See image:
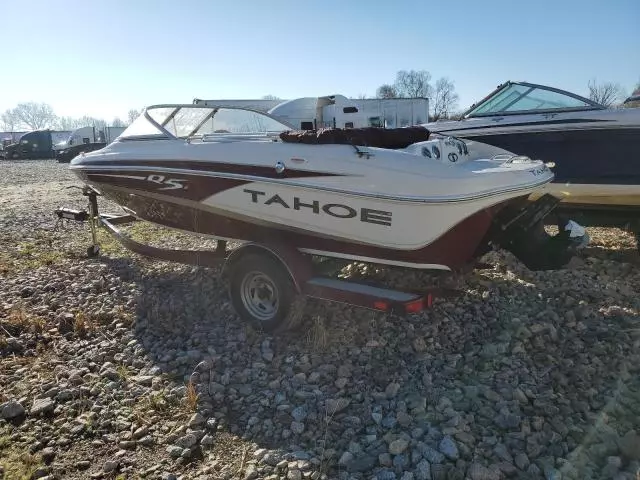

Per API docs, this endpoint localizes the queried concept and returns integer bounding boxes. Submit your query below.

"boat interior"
[119,104,435,150]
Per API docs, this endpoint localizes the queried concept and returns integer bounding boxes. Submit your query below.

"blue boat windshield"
[465,82,603,118]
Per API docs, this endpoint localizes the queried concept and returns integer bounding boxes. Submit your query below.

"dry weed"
[185,380,199,412]
[306,315,328,351]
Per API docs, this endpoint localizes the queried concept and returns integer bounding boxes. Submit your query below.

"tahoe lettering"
[243,189,392,226]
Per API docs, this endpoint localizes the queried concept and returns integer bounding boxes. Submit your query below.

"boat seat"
[279,126,431,149]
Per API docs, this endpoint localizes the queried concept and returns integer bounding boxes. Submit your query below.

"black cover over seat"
[279,126,431,149]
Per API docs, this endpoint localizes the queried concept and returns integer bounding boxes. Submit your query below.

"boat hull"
[73,168,530,271]
[466,127,640,209]
[428,111,640,212]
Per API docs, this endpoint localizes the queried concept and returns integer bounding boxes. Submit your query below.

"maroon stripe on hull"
[80,170,249,202]
[75,159,346,178]
[93,184,514,270]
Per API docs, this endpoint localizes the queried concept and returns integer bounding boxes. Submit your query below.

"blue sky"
[2,0,638,121]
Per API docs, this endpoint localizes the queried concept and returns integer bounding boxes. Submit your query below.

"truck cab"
[3,130,53,159]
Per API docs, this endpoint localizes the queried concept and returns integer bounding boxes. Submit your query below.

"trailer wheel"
[228,253,302,332]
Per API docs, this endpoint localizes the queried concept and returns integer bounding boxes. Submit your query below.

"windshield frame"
[462,81,605,119]
[118,104,296,142]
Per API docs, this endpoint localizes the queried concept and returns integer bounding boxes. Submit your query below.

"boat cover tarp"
[279,126,430,149]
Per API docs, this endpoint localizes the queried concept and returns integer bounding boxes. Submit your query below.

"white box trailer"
[192,95,429,130]
[99,126,126,143]
[355,98,429,128]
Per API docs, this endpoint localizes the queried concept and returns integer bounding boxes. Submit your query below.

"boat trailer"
[55,186,438,332]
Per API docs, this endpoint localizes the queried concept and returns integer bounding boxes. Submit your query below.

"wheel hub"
[240,271,279,321]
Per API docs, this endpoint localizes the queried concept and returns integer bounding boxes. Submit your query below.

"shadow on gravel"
[83,247,640,479]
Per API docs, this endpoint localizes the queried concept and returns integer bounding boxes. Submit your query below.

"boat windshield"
[464,82,604,118]
[118,105,294,140]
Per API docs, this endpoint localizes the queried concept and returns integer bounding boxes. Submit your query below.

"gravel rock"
[415,459,432,480]
[389,438,410,455]
[338,451,354,466]
[30,398,55,416]
[189,412,205,427]
[41,447,56,464]
[619,431,640,460]
[103,460,119,473]
[291,421,305,434]
[175,434,197,449]
[438,436,459,460]
[514,453,530,470]
[1,399,25,419]
[467,463,495,480]
[166,446,183,459]
[325,398,350,414]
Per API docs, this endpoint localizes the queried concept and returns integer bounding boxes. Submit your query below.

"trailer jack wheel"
[87,245,100,258]
[228,253,303,332]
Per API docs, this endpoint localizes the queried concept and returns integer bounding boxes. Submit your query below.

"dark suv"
[55,142,106,163]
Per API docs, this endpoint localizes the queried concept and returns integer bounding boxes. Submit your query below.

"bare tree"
[127,109,141,125]
[431,77,460,121]
[1,109,19,131]
[13,102,57,130]
[75,116,107,131]
[112,117,126,127]
[588,79,624,107]
[356,93,368,100]
[393,70,432,98]
[55,116,83,130]
[376,84,398,99]
[261,95,280,100]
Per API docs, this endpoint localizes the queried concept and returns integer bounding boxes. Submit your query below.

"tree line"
[371,70,638,121]
[0,103,143,132]
[2,73,638,132]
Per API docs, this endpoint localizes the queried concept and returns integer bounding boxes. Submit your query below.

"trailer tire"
[228,253,303,332]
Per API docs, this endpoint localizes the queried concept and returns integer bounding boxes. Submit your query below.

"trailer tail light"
[404,299,424,314]
[373,301,389,311]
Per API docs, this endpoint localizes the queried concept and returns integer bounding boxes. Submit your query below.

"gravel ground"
[1,159,639,480]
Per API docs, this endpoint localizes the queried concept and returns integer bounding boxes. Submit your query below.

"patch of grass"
[147,392,171,412]
[29,316,45,335]
[185,380,199,412]
[73,312,95,338]
[135,391,173,418]
[93,221,177,258]
[116,364,131,381]
[17,241,36,256]
[6,305,28,328]
[16,241,63,269]
[0,253,16,276]
[132,391,179,425]
[113,304,134,327]
[0,439,43,480]
[2,305,46,336]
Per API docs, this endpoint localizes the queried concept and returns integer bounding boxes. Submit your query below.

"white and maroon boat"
[62,104,586,331]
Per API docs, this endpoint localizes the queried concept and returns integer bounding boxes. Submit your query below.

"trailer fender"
[222,242,312,293]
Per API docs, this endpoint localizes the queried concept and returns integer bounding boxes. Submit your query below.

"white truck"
[54,126,126,151]
[192,95,430,131]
